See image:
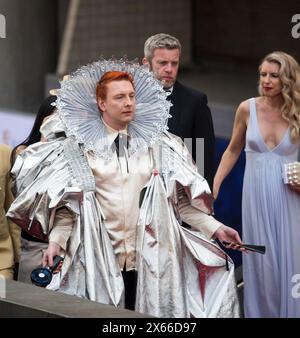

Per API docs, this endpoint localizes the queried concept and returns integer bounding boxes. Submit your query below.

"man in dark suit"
[143,33,215,188]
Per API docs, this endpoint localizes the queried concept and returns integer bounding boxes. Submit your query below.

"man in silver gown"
[8,59,241,317]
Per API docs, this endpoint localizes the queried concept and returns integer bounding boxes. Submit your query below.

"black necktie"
[114,133,129,173]
[114,133,128,157]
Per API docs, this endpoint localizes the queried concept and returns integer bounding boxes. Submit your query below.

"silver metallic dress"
[7,59,240,317]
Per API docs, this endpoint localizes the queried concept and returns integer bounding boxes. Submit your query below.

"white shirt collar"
[101,118,129,147]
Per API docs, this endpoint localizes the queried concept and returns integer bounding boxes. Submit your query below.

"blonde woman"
[213,51,300,317]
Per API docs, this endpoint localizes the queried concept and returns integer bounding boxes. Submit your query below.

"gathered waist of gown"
[244,149,298,163]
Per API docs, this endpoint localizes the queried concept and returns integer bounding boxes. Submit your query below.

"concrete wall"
[0,0,57,113]
[193,0,300,64]
[60,0,192,73]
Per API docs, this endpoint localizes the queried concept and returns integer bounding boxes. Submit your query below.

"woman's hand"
[288,183,300,195]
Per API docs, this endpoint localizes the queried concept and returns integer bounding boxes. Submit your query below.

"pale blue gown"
[242,98,300,317]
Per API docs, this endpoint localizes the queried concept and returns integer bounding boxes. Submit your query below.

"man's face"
[147,48,180,89]
[98,80,136,130]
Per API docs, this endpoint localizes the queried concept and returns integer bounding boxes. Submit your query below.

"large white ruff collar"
[56,58,172,160]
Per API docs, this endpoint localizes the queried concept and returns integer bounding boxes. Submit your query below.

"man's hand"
[213,225,243,251]
[42,242,62,269]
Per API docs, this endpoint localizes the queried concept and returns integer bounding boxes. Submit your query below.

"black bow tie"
[164,89,172,101]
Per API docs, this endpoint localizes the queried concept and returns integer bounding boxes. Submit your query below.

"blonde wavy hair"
[258,51,300,142]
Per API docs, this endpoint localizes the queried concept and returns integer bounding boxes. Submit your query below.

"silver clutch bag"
[282,162,300,185]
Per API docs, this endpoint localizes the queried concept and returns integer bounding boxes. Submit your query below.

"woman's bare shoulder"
[238,99,251,113]
[235,99,251,121]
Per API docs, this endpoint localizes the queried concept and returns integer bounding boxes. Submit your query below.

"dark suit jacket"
[167,81,215,188]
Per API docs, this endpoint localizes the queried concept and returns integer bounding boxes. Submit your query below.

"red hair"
[96,71,135,100]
